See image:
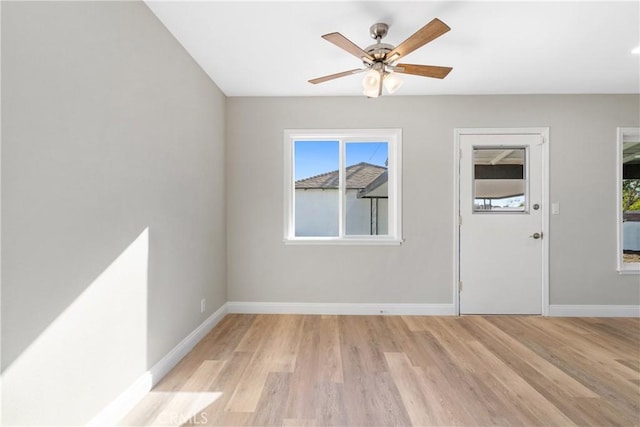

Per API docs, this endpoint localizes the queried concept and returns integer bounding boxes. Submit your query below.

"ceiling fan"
[309,18,453,97]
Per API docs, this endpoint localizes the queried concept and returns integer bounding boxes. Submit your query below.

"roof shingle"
[295,162,387,189]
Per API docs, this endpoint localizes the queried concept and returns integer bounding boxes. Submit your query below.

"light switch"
[552,203,560,215]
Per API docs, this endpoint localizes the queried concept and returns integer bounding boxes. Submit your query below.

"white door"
[459,132,545,314]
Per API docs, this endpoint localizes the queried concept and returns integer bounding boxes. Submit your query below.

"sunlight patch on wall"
[2,228,149,426]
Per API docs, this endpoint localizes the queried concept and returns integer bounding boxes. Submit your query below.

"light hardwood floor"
[122,314,639,426]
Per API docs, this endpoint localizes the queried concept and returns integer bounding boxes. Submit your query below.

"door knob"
[530,232,543,239]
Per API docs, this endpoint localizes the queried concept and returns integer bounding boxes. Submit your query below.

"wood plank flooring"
[122,315,640,426]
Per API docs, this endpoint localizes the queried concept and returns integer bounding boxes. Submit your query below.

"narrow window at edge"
[620,128,640,268]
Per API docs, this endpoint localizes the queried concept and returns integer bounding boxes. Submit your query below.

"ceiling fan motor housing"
[365,43,394,61]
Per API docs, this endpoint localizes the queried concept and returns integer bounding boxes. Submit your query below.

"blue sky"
[294,141,388,181]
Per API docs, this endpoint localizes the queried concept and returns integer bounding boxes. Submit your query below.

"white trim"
[618,269,640,275]
[283,237,402,246]
[453,127,550,316]
[227,301,455,316]
[147,303,228,383]
[549,305,640,317]
[0,1,4,420]
[541,129,550,315]
[283,128,403,244]
[339,135,345,236]
[88,303,229,426]
[453,132,460,316]
[616,127,640,274]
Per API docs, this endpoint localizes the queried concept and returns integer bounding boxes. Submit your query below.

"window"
[284,129,402,244]
[618,128,640,273]
[472,147,527,213]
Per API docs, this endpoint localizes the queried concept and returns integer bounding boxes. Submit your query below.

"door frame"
[453,128,550,316]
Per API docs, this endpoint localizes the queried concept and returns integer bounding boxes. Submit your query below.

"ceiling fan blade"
[395,63,453,79]
[322,32,374,63]
[386,18,450,61]
[309,68,365,84]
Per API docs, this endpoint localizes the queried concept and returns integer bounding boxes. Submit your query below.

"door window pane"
[345,142,389,235]
[473,147,527,212]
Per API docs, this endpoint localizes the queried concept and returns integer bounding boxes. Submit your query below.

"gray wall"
[226,95,639,306]
[1,1,226,425]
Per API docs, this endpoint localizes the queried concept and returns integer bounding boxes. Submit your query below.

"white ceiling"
[145,1,640,97]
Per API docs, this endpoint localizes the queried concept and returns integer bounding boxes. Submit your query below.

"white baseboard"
[227,301,455,316]
[148,302,228,383]
[548,304,640,317]
[88,303,228,426]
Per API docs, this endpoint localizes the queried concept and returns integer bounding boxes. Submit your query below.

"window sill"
[283,237,403,246]
[618,267,640,275]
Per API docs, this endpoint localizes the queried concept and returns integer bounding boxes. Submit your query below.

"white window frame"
[284,129,402,245]
[617,127,640,274]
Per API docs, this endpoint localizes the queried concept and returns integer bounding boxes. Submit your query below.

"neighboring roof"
[359,170,388,198]
[296,162,386,190]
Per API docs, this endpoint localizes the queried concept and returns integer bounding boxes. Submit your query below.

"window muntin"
[618,128,640,273]
[285,129,402,244]
[472,147,528,213]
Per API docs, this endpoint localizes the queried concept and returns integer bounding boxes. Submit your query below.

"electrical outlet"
[200,298,206,314]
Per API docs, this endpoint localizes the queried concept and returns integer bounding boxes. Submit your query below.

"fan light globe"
[363,86,380,98]
[383,72,403,94]
[362,69,380,90]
